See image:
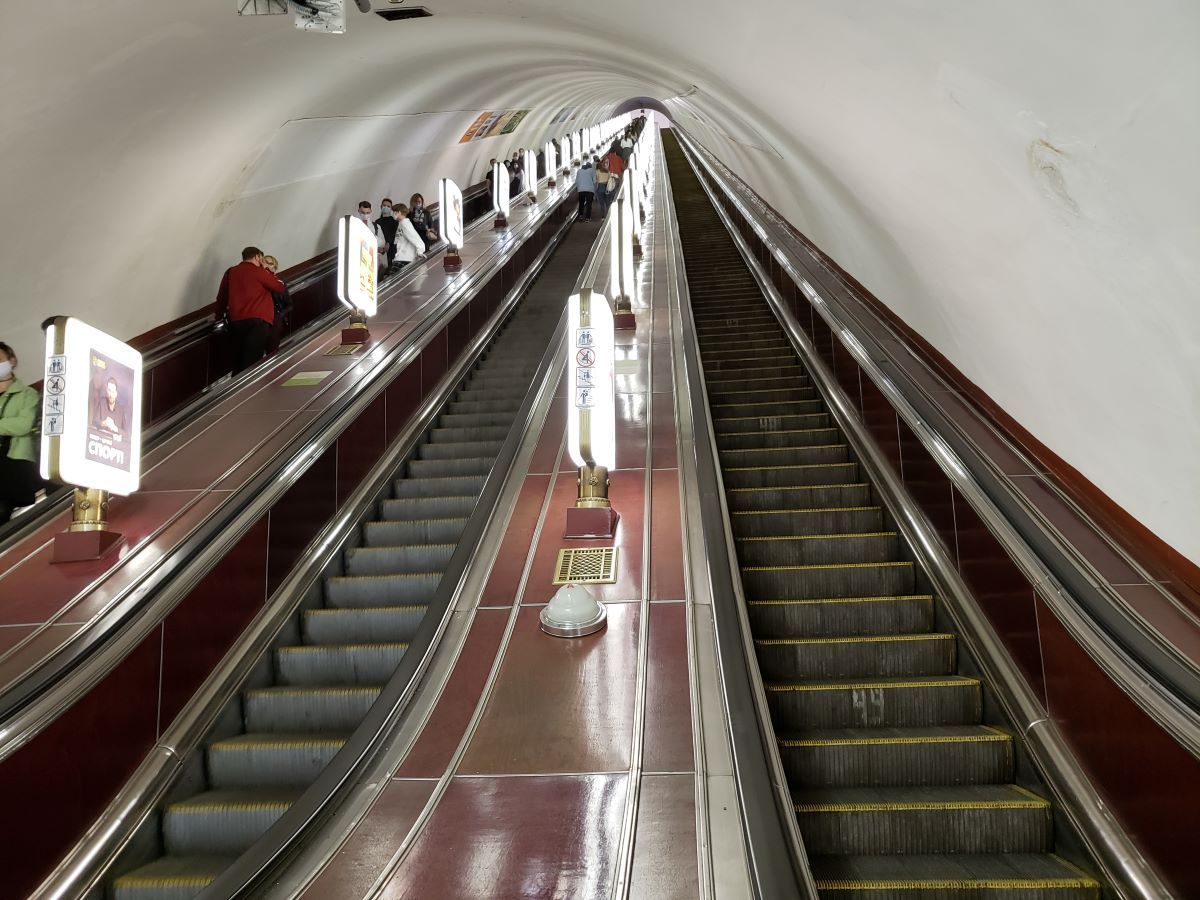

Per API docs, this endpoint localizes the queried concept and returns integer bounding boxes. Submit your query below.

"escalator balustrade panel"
[664,133,1101,900]
[108,231,588,899]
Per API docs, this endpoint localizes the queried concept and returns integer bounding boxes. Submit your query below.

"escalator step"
[325,573,441,608]
[722,461,859,490]
[243,685,380,733]
[714,412,831,433]
[792,784,1053,855]
[730,506,884,536]
[362,517,467,545]
[741,560,914,599]
[747,595,935,638]
[702,357,799,374]
[344,542,455,575]
[111,855,234,900]
[207,733,346,789]
[418,439,505,460]
[275,641,407,685]
[406,456,494,479]
[778,726,1013,788]
[447,399,521,415]
[807,853,1100,899]
[736,532,900,567]
[428,425,511,444]
[709,387,817,405]
[720,443,849,468]
[765,676,981,728]
[303,604,429,644]
[756,632,956,679]
[379,495,477,519]
[392,475,487,498]
[717,427,840,451]
[438,411,514,428]
[706,374,811,392]
[162,789,298,857]
[725,483,873,512]
[711,399,825,418]
[702,341,792,360]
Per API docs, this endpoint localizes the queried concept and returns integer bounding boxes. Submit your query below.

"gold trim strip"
[795,797,1050,813]
[742,560,912,572]
[749,595,933,606]
[781,732,1009,748]
[738,531,897,543]
[757,633,952,646]
[815,877,1100,890]
[768,678,979,693]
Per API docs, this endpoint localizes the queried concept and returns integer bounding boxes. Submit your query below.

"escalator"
[664,134,1102,898]
[108,219,599,900]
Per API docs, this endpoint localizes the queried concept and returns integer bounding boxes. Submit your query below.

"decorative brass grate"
[553,547,618,585]
[324,344,365,357]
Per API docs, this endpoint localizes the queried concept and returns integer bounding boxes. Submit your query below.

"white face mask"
[0,361,12,380]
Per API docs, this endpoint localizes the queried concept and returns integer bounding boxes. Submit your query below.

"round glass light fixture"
[539,583,607,638]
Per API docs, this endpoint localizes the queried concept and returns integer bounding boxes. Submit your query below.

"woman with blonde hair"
[261,256,293,355]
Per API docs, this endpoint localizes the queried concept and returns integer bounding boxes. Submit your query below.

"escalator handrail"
[670,131,1172,900]
[198,213,578,900]
[0,186,571,762]
[34,200,577,900]
[0,183,493,550]
[660,132,819,899]
[670,128,1200,757]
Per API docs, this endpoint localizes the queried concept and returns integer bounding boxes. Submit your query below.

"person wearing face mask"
[391,204,427,271]
[353,201,388,277]
[216,246,286,375]
[375,198,400,271]
[407,193,438,252]
[0,341,40,524]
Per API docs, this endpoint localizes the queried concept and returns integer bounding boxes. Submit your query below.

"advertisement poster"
[458,109,532,143]
[499,109,530,134]
[85,349,134,473]
[472,110,507,140]
[440,178,465,248]
[550,105,577,124]
[458,111,493,144]
[338,214,378,316]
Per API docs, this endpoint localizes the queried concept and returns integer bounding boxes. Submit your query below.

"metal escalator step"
[711,399,825,418]
[747,595,935,638]
[162,789,298,857]
[721,443,849,468]
[702,354,797,372]
[730,506,884,537]
[723,462,860,490]
[438,411,514,428]
[418,439,504,461]
[363,517,467,545]
[276,641,407,685]
[765,676,981,728]
[304,604,429,644]
[742,560,914,599]
[392,475,487,498]
[693,314,778,328]
[808,853,1100,899]
[111,855,235,900]
[726,483,873,512]
[207,733,346,789]
[778,726,1014,788]
[756,632,956,679]
[447,399,521,415]
[716,412,832,434]
[455,388,528,403]
[406,456,494,479]
[344,542,455,575]
[736,532,900,567]
[243,685,380,732]
[379,495,477,519]
[325,572,441,608]
[717,427,841,451]
[428,425,511,444]
[702,342,792,360]
[705,373,811,392]
[792,784,1053,855]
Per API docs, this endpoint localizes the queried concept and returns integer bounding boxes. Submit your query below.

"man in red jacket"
[216,246,286,375]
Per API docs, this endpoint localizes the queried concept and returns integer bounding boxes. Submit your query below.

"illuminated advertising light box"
[609,193,637,302]
[439,178,465,250]
[626,166,642,229]
[41,317,143,496]
[544,140,557,176]
[567,290,615,470]
[491,161,511,216]
[337,214,379,317]
[523,149,537,196]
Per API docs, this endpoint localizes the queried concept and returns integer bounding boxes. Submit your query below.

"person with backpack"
[575,159,597,221]
[0,341,41,523]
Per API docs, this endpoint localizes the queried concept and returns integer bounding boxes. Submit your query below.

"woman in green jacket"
[0,341,40,522]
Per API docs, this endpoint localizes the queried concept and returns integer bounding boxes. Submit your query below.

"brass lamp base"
[341,312,370,345]
[53,488,124,563]
[565,466,619,538]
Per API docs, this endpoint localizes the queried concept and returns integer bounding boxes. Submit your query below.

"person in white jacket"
[392,204,427,270]
[354,201,389,277]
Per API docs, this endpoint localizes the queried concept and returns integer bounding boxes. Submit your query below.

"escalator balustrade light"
[539,581,608,639]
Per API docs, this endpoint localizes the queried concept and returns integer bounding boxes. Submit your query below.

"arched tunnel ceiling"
[2,2,1198,563]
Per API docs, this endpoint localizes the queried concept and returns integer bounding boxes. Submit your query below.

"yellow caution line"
[742,560,912,572]
[738,531,896,543]
[795,797,1050,813]
[728,482,865,492]
[716,413,827,423]
[758,633,952,646]
[781,732,1008,748]
[113,875,217,888]
[369,516,467,523]
[733,506,877,514]
[278,642,409,653]
[720,429,837,439]
[749,595,933,606]
[815,877,1099,890]
[354,543,458,550]
[247,686,380,696]
[332,572,442,580]
[211,738,345,751]
[170,801,293,813]
[727,462,856,473]
[307,605,427,615]
[723,443,846,454]
[768,678,979,693]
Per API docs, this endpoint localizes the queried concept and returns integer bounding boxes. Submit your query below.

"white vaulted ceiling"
[2,1,1197,563]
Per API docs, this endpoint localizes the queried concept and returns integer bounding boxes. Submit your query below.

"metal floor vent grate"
[553,548,618,585]
[375,7,433,21]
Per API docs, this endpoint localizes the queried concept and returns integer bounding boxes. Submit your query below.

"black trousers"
[230,318,271,375]
[577,190,594,220]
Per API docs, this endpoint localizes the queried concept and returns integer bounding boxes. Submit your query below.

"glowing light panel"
[337,214,378,317]
[439,177,465,250]
[567,290,615,470]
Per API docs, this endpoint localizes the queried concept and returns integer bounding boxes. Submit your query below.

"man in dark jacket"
[376,198,400,270]
[216,246,286,375]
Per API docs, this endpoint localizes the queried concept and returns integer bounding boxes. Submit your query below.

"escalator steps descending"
[664,132,1100,899]
[111,284,567,899]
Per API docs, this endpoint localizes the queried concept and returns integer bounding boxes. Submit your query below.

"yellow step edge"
[749,594,933,606]
[733,506,879,515]
[781,729,1010,748]
[170,800,293,813]
[368,516,468,524]
[738,531,897,543]
[720,428,838,438]
[768,678,980,693]
[113,875,218,888]
[795,794,1050,813]
[247,686,380,696]
[727,462,857,473]
[278,642,409,653]
[307,605,428,615]
[722,443,847,453]
[333,572,442,580]
[716,413,827,423]
[709,387,813,396]
[210,738,346,751]
[757,633,953,646]
[728,482,867,493]
[353,542,458,550]
[742,560,912,572]
[815,876,1100,891]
